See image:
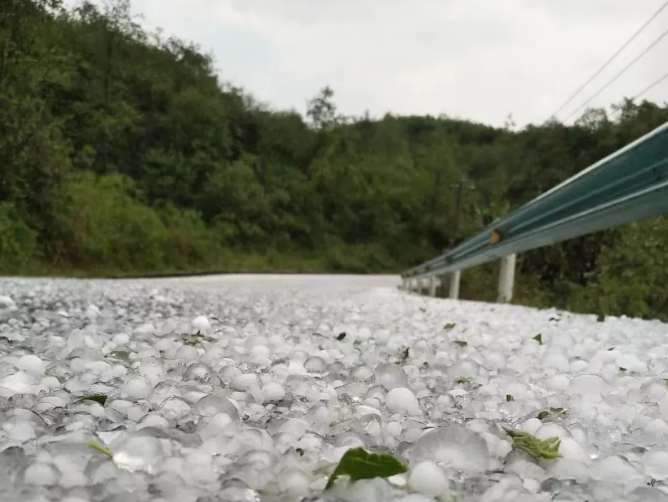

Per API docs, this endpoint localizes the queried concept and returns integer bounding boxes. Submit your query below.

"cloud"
[68,0,668,127]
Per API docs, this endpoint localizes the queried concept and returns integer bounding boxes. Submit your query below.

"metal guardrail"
[401,121,668,299]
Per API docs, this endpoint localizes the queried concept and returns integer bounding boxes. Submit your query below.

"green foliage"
[568,217,668,321]
[1,0,668,322]
[504,428,561,459]
[537,408,568,421]
[325,447,407,489]
[88,441,112,457]
[0,202,39,271]
[455,377,469,384]
[79,394,107,405]
[180,331,215,345]
[57,172,170,270]
[532,334,543,345]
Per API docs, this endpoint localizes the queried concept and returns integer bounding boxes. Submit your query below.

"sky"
[67,0,668,128]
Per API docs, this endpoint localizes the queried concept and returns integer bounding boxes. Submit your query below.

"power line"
[546,0,668,123]
[632,70,668,100]
[564,25,668,123]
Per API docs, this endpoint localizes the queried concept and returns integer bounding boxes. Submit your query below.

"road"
[0,274,665,501]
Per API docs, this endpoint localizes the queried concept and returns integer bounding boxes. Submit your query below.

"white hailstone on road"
[1,371,38,395]
[261,381,286,402]
[547,374,570,391]
[85,304,101,319]
[589,455,645,488]
[133,323,155,338]
[449,359,480,380]
[4,421,36,441]
[303,356,326,373]
[411,426,490,472]
[542,351,569,372]
[193,394,240,420]
[386,387,422,416]
[122,375,153,399]
[23,462,61,486]
[110,430,167,473]
[16,354,46,375]
[112,333,130,345]
[533,423,572,441]
[234,373,260,391]
[175,344,200,362]
[568,374,611,397]
[558,437,590,464]
[408,460,450,497]
[521,418,543,435]
[384,421,403,438]
[374,363,409,390]
[642,447,668,480]
[616,353,648,373]
[192,315,211,331]
[0,295,15,308]
[277,467,310,495]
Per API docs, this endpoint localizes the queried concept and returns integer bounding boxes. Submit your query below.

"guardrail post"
[449,271,461,299]
[428,276,437,296]
[498,254,516,303]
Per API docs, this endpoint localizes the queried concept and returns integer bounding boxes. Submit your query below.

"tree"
[306,86,338,130]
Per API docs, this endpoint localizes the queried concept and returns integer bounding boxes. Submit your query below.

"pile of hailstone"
[1,276,668,502]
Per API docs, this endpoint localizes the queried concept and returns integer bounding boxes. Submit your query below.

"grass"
[0,248,406,279]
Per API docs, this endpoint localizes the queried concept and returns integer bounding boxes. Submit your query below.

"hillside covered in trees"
[2,0,668,319]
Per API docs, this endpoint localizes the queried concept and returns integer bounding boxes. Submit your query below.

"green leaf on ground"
[326,447,407,489]
[180,331,215,345]
[506,394,514,402]
[532,334,543,345]
[454,340,467,347]
[455,377,469,384]
[537,408,568,421]
[443,323,457,331]
[503,428,560,459]
[79,395,107,406]
[88,441,112,457]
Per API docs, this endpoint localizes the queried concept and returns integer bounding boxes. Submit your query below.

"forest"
[2,0,668,319]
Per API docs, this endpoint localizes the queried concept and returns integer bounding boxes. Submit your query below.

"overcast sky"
[72,0,668,128]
